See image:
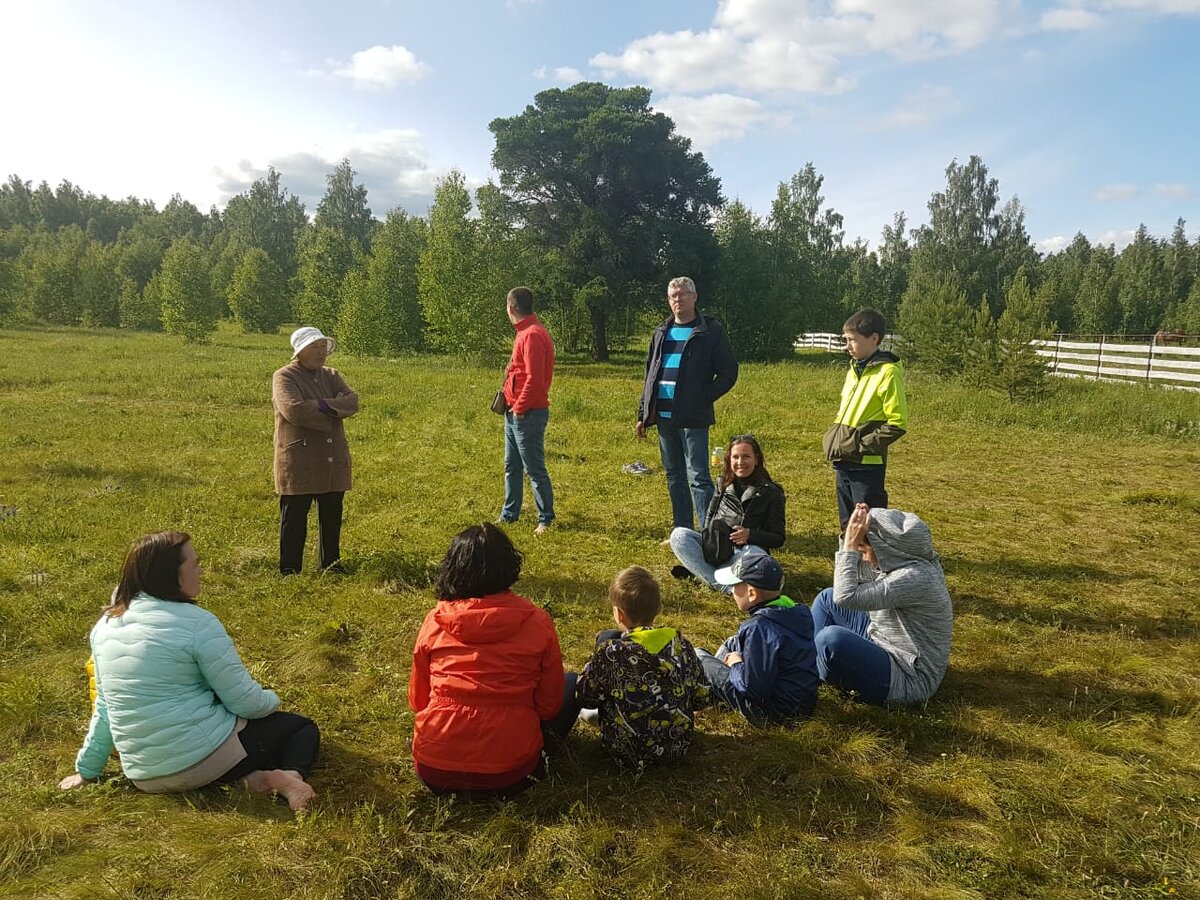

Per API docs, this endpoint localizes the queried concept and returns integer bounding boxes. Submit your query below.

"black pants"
[218,712,320,782]
[279,492,343,574]
[834,464,888,530]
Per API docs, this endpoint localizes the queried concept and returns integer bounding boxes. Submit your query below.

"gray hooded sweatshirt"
[833,509,953,703]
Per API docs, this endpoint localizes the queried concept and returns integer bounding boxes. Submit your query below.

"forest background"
[2,82,1199,380]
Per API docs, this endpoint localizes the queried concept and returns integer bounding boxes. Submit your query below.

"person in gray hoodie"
[811,504,952,705]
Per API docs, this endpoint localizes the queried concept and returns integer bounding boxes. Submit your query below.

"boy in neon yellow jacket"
[822,309,908,529]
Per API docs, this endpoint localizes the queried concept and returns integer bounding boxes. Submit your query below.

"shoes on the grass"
[577,708,600,726]
[534,522,552,535]
[495,516,517,525]
[622,460,651,476]
[671,564,698,582]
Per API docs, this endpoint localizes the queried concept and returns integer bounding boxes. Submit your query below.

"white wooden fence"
[796,333,1200,392]
[1032,336,1200,392]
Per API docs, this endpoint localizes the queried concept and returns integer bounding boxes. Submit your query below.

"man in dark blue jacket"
[695,551,819,726]
[635,276,738,533]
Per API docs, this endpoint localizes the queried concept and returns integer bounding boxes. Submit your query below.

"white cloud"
[1092,183,1139,201]
[654,93,789,147]
[1093,227,1138,249]
[1035,235,1070,253]
[591,0,1010,96]
[1099,0,1200,12]
[324,45,431,89]
[553,66,584,82]
[1040,7,1104,29]
[1152,182,1192,197]
[214,129,452,216]
[533,65,585,83]
[880,85,962,129]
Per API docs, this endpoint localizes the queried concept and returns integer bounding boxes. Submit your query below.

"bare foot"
[242,769,316,812]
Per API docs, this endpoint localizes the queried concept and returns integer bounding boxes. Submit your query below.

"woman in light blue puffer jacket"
[59,532,319,812]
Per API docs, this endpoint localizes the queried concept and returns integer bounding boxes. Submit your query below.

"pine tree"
[896,267,975,375]
[991,265,1051,400]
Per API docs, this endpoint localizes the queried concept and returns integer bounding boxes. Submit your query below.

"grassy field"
[1,323,1198,900]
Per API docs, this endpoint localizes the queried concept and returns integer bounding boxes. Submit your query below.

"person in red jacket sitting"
[408,523,576,798]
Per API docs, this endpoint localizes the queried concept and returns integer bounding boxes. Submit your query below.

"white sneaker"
[577,708,600,726]
[534,523,552,535]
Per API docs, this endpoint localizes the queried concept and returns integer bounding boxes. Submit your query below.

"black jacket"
[638,312,738,428]
[705,479,786,551]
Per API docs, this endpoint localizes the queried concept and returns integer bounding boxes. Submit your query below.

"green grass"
[1,322,1198,899]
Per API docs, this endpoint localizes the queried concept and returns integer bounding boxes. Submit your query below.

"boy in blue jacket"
[695,550,818,726]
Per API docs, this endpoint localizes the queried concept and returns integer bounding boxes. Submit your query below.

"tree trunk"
[589,304,609,361]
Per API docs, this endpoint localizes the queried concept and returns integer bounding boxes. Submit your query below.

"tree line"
[1,82,1197,375]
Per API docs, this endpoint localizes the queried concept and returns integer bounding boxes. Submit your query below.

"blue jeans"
[501,407,554,526]
[669,529,760,592]
[811,588,892,704]
[657,423,714,530]
[695,643,771,727]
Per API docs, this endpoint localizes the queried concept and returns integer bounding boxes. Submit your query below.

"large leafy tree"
[222,167,308,281]
[159,237,218,342]
[489,82,723,360]
[417,171,508,359]
[295,225,359,335]
[710,201,792,360]
[228,247,289,333]
[339,209,428,354]
[1114,224,1170,334]
[913,156,1036,315]
[315,159,374,254]
[768,162,846,331]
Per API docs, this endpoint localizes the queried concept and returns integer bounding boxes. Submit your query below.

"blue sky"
[3,0,1197,251]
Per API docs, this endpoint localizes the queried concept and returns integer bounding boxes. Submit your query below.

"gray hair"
[667,276,696,295]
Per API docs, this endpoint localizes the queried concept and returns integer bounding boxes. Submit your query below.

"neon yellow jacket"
[822,351,908,466]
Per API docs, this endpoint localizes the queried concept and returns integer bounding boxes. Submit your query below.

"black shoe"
[322,562,349,575]
[671,565,697,582]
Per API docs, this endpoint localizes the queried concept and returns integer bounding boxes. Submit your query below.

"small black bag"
[702,518,735,566]
[490,389,509,415]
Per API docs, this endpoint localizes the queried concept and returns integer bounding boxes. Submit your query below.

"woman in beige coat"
[273,327,359,574]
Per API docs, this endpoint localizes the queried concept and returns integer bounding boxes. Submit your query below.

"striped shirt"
[655,320,697,420]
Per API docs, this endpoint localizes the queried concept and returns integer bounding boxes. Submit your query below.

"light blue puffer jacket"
[75,592,279,781]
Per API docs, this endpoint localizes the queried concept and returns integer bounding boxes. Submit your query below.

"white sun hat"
[290,326,336,358]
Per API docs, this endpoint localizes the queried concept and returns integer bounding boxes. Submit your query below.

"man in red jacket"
[498,287,556,533]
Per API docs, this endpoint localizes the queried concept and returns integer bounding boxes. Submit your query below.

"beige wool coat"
[272,361,360,496]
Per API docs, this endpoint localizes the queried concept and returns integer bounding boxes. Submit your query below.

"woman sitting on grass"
[669,434,786,591]
[811,504,953,705]
[58,532,319,811]
[409,523,576,799]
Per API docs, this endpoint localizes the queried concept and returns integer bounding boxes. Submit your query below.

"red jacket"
[408,591,565,775]
[503,315,554,414]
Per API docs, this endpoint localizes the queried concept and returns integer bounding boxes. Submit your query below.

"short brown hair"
[843,308,887,340]
[507,286,534,316]
[608,566,661,627]
[105,531,194,617]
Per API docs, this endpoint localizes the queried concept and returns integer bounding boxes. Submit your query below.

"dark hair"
[104,531,194,617]
[434,524,523,600]
[608,566,661,627]
[843,308,887,340]
[721,435,771,489]
[507,286,534,316]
